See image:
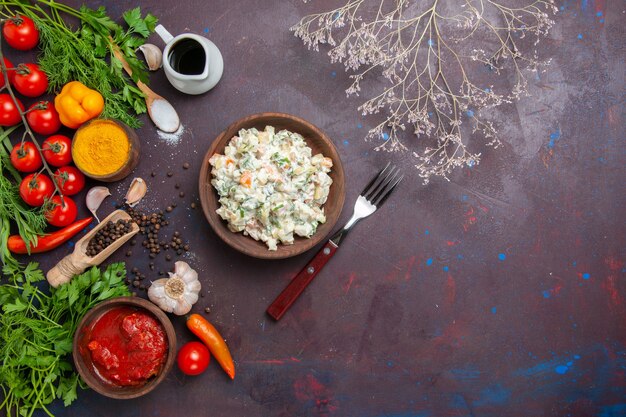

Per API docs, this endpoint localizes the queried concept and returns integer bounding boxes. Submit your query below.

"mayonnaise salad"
[209,126,333,250]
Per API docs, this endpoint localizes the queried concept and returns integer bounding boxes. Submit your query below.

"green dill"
[0,262,131,416]
[0,1,157,128]
[0,139,47,276]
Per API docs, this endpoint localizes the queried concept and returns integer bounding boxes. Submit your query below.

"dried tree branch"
[293,0,557,183]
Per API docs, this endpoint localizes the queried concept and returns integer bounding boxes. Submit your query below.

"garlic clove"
[173,299,193,316]
[174,261,198,283]
[86,186,111,223]
[125,177,147,207]
[136,44,163,71]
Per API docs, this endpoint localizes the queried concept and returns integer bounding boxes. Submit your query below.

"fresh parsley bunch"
[0,262,131,417]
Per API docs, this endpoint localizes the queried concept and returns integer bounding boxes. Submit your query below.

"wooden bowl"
[199,112,345,259]
[72,297,176,399]
[72,119,140,182]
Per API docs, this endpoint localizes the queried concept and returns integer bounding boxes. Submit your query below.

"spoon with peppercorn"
[47,210,139,288]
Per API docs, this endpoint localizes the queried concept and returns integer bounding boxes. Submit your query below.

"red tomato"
[2,15,39,51]
[10,141,42,172]
[45,195,77,227]
[1,58,15,88]
[26,101,60,135]
[177,341,210,376]
[54,166,85,196]
[13,63,48,97]
[0,93,24,126]
[42,135,72,167]
[19,173,54,207]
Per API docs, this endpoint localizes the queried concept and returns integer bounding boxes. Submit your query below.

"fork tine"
[360,162,390,198]
[366,165,398,201]
[372,173,403,207]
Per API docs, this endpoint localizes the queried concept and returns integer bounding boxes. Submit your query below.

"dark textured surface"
[4,0,625,416]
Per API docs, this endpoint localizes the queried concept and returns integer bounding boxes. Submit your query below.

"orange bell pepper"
[54,81,104,129]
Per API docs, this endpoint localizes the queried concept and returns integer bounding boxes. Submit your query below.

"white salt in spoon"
[112,45,180,133]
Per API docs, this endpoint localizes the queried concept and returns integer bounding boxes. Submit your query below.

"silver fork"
[267,162,403,320]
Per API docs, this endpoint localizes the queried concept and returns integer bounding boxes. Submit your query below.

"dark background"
[4,0,625,416]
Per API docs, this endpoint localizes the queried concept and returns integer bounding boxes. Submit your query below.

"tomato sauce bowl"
[72,297,177,399]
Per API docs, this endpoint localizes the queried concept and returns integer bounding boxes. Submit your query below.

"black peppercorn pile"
[86,219,133,257]
[123,204,193,292]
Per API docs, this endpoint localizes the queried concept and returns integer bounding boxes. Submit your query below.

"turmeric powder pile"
[72,120,131,176]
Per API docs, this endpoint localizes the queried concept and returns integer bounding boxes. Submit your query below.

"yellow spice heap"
[73,120,130,176]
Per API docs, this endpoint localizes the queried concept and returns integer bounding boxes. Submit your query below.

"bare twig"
[293,0,557,183]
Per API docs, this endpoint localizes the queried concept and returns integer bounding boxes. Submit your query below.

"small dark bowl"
[72,297,176,399]
[72,119,140,182]
[199,112,345,259]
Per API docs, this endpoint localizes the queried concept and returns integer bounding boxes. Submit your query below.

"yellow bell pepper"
[54,81,104,129]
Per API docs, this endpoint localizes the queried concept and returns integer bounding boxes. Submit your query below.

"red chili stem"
[0,38,63,197]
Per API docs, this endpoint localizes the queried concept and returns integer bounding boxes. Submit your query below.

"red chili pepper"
[7,217,92,254]
[186,313,235,379]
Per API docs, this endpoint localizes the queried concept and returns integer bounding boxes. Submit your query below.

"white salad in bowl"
[209,126,333,250]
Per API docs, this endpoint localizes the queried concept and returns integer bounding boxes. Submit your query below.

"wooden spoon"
[46,210,139,287]
[111,45,180,133]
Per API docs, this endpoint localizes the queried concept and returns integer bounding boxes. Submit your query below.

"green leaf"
[122,7,142,30]
[0,286,21,306]
[43,371,59,385]
[54,339,73,356]
[96,288,116,301]
[67,282,80,306]
[53,283,69,302]
[144,14,158,33]
[3,298,28,313]
[23,263,44,284]
[77,271,91,290]
[58,374,78,406]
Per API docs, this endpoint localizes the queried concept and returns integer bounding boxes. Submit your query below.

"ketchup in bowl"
[82,306,167,387]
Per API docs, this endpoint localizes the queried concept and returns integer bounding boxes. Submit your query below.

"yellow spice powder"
[73,120,130,176]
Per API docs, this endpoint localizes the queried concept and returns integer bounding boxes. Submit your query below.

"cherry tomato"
[177,341,210,376]
[0,93,24,126]
[19,173,54,207]
[26,101,61,135]
[1,57,15,88]
[42,135,72,167]
[13,63,48,97]
[45,195,77,227]
[54,166,85,196]
[10,141,42,172]
[2,15,39,51]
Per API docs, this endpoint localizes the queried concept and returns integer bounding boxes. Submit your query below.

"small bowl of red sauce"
[73,297,176,399]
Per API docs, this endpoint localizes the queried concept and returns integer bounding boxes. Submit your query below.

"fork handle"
[267,240,338,321]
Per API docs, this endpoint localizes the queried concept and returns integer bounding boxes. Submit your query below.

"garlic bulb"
[148,261,201,315]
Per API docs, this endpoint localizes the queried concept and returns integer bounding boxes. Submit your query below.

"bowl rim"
[72,296,176,399]
[198,112,345,259]
[71,118,139,181]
